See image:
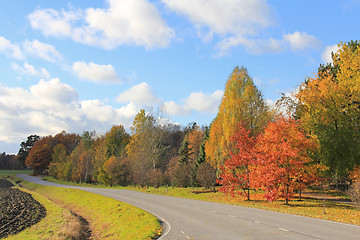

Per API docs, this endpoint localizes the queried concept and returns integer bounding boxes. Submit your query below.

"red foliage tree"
[218,124,256,200]
[25,137,52,175]
[350,165,360,182]
[255,116,319,204]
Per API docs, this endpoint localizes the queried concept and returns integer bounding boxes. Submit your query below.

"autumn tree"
[105,125,130,157]
[101,156,131,186]
[348,165,360,206]
[187,126,204,165]
[53,131,81,155]
[48,144,67,178]
[349,165,360,182]
[196,162,217,190]
[174,135,194,187]
[174,125,206,187]
[255,116,319,204]
[218,124,256,200]
[126,109,170,186]
[25,136,53,175]
[81,130,96,149]
[76,147,94,183]
[206,66,271,168]
[296,41,360,181]
[92,137,108,183]
[193,126,217,189]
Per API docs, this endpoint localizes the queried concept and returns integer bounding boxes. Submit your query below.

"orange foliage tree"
[350,165,360,182]
[25,137,52,175]
[255,116,319,204]
[206,66,271,168]
[218,124,256,200]
[187,126,204,164]
[296,41,360,180]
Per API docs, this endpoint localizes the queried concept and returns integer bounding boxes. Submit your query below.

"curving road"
[18,174,360,240]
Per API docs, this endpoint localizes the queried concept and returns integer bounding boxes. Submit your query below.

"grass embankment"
[21,181,162,240]
[5,186,78,240]
[0,169,33,176]
[1,171,162,240]
[42,176,360,226]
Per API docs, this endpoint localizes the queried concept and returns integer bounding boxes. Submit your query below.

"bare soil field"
[0,179,46,238]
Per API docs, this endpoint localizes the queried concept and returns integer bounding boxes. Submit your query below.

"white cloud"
[216,36,284,56]
[162,101,191,116]
[0,36,25,60]
[28,8,81,37]
[162,0,272,39]
[321,44,340,64]
[0,79,80,143]
[11,62,50,78]
[283,31,321,51]
[23,39,63,62]
[184,90,223,113]
[0,79,226,152]
[81,99,118,122]
[30,78,78,105]
[216,31,321,56]
[162,90,224,116]
[0,79,144,148]
[28,0,175,49]
[117,82,160,105]
[72,61,121,84]
[162,0,321,56]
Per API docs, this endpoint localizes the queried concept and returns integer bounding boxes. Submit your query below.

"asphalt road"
[18,174,360,240]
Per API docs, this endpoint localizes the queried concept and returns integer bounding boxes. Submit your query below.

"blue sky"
[0,0,359,154]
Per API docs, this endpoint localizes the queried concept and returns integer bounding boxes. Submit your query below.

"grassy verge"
[19,180,162,240]
[1,172,162,240]
[40,176,360,226]
[5,187,74,240]
[0,169,33,176]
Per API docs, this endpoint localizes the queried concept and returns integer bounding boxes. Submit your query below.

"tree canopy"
[206,66,271,168]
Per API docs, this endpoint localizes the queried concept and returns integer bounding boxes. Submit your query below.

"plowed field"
[0,179,46,238]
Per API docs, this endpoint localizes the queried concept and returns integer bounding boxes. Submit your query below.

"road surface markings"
[278,228,288,232]
[254,221,260,224]
[181,230,192,239]
[228,215,237,218]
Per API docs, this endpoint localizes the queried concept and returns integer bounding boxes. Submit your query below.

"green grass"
[0,169,33,176]
[41,176,106,188]
[6,187,73,240]
[20,180,162,239]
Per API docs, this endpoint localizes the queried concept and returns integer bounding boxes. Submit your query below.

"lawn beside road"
[20,181,162,240]
[1,171,162,240]
[41,175,360,226]
[0,169,33,176]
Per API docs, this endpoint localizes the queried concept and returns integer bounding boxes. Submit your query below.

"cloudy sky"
[1,0,359,153]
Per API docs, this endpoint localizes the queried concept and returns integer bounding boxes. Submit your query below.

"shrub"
[196,162,217,190]
[348,180,360,207]
[149,169,169,188]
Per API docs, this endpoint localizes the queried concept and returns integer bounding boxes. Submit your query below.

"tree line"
[12,40,360,203]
